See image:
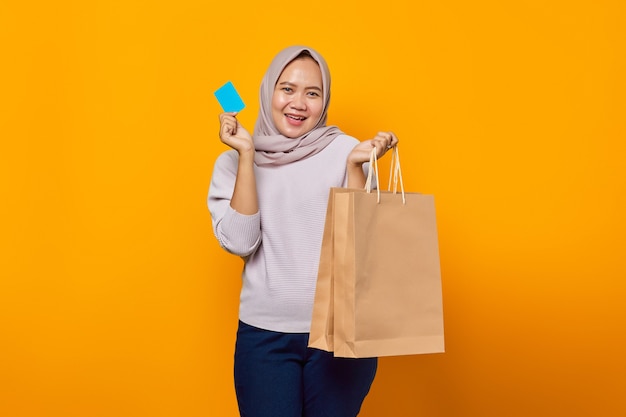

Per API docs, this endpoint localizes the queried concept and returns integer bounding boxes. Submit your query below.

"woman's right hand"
[219,112,254,154]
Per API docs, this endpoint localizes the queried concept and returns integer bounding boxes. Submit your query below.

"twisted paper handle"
[365,147,381,202]
[387,145,406,204]
[364,145,406,204]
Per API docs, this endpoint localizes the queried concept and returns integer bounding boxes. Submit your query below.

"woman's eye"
[282,87,293,93]
[307,91,320,97]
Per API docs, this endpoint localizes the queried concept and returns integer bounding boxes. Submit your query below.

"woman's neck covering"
[253,45,343,166]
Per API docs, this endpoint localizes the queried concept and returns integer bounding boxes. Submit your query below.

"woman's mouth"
[285,114,307,126]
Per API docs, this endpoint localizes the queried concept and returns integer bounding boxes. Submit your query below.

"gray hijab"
[253,46,343,166]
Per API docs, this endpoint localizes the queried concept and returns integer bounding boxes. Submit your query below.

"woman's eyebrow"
[277,81,322,92]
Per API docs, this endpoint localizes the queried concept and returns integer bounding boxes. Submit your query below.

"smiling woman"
[2,1,624,416]
[271,52,324,138]
[207,45,399,417]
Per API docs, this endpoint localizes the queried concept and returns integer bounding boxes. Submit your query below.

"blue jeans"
[234,321,377,417]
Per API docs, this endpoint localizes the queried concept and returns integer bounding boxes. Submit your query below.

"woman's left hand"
[347,131,399,166]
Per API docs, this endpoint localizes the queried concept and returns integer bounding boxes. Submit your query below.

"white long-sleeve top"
[208,134,360,333]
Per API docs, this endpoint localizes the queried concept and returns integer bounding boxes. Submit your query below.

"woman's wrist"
[237,148,255,164]
[347,161,366,188]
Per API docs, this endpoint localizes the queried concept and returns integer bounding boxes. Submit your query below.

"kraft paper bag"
[309,187,363,352]
[332,147,445,358]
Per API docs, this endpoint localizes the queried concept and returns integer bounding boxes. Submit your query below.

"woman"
[208,45,398,417]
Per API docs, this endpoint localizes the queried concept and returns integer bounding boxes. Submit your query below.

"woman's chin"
[278,125,311,138]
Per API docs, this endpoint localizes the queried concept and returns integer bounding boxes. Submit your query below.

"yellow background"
[1,0,625,416]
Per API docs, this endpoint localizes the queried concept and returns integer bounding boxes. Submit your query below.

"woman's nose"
[290,93,306,110]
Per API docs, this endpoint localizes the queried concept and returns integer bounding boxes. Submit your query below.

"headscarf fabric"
[253,46,343,166]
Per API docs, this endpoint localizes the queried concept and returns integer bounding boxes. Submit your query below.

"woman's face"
[271,57,324,138]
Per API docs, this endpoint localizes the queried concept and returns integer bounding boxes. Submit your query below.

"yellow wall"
[1,0,624,416]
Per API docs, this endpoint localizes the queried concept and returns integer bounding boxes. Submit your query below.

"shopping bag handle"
[365,145,406,204]
[388,145,406,204]
[365,147,381,201]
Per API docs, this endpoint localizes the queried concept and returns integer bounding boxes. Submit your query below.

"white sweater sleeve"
[207,150,261,257]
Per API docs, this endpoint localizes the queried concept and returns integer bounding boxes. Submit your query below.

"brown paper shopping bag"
[309,187,362,352]
[332,147,445,358]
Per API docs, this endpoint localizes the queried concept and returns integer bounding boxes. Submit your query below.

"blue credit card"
[214,81,245,112]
